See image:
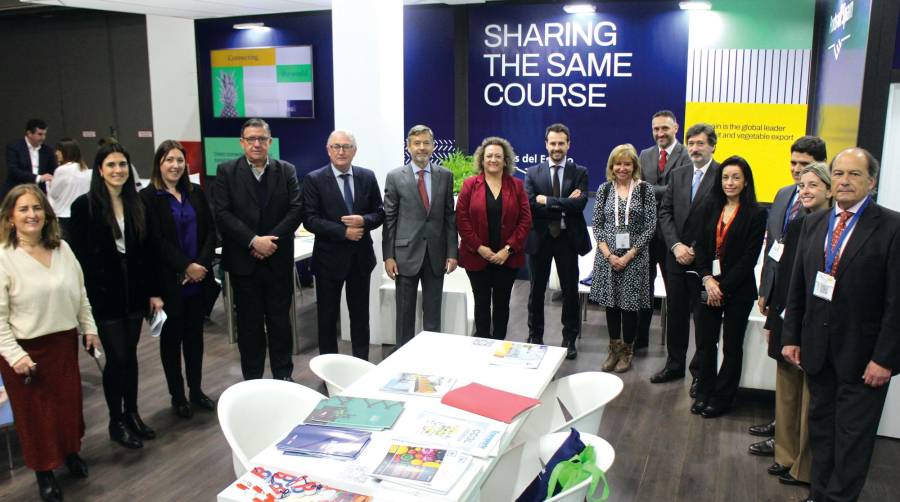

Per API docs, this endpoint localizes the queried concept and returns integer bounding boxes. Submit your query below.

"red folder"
[441,383,541,423]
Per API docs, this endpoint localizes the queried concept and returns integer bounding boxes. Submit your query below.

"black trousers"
[663,270,701,376]
[637,234,668,344]
[96,312,144,421]
[466,264,519,340]
[806,363,889,502]
[231,260,294,380]
[692,298,753,406]
[315,254,372,360]
[606,307,638,344]
[159,293,205,403]
[527,231,580,342]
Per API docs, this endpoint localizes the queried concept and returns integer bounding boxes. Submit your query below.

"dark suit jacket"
[524,160,591,256]
[658,161,720,273]
[639,142,692,204]
[782,202,900,381]
[69,194,161,321]
[456,173,532,271]
[212,156,303,276]
[763,212,809,360]
[693,201,767,303]
[302,164,384,278]
[140,184,218,316]
[759,184,798,302]
[4,138,56,195]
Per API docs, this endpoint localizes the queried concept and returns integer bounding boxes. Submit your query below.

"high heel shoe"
[109,419,143,449]
[35,470,62,502]
[124,412,156,440]
[64,453,88,478]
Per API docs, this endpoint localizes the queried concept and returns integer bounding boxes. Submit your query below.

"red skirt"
[0,329,85,471]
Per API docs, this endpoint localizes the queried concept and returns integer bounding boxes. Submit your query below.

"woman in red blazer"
[456,137,532,339]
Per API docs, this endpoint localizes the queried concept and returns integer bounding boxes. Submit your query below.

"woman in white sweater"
[0,184,100,502]
[48,138,92,240]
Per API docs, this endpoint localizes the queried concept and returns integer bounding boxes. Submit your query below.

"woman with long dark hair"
[69,143,162,449]
[48,138,91,240]
[690,155,766,418]
[141,140,217,418]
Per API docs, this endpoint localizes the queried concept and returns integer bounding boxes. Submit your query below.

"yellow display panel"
[211,48,276,67]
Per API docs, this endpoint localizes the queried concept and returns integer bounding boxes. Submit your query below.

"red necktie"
[658,149,667,174]
[829,211,853,275]
[417,169,430,213]
[788,195,802,221]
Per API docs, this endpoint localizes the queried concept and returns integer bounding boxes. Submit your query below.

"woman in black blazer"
[690,155,766,418]
[140,140,217,419]
[69,143,163,449]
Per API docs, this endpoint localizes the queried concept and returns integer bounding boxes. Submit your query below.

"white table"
[217,332,567,501]
[218,235,315,354]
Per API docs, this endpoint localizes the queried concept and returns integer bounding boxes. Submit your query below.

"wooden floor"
[1,280,898,501]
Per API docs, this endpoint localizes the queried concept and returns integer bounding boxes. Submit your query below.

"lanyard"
[781,189,798,236]
[824,196,869,275]
[613,180,634,228]
[716,204,740,257]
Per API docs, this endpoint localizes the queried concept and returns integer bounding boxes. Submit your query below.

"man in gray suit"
[637,110,692,350]
[383,124,458,347]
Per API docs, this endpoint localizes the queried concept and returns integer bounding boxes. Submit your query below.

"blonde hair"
[473,136,517,176]
[605,144,642,182]
[0,184,61,249]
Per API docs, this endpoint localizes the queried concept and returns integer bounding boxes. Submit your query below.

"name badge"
[813,271,836,302]
[712,259,722,276]
[615,232,630,250]
[768,241,785,262]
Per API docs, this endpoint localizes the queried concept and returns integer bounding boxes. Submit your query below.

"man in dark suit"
[637,110,692,350]
[782,148,900,502]
[748,135,827,454]
[4,118,56,196]
[213,118,304,380]
[651,123,720,384]
[525,123,591,360]
[303,130,384,360]
[383,124,458,347]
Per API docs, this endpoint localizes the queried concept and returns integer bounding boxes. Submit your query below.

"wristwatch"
[504,244,514,255]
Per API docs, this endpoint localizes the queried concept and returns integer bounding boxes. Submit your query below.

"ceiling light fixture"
[679,1,712,10]
[563,3,596,14]
[233,22,266,30]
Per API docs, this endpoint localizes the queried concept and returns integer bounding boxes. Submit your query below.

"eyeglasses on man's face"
[329,144,355,152]
[242,136,271,145]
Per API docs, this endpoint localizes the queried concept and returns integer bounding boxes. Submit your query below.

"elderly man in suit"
[4,118,56,196]
[637,110,692,350]
[383,124,458,347]
[303,130,384,360]
[651,123,720,385]
[782,148,900,502]
[748,135,827,455]
[213,118,304,380]
[525,123,591,360]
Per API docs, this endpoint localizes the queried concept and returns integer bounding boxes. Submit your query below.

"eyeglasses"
[329,144,355,152]
[242,136,271,144]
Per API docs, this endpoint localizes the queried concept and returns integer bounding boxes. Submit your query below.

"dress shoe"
[689,378,699,398]
[527,335,544,345]
[64,453,88,478]
[190,392,216,411]
[35,471,62,502]
[778,473,809,486]
[124,412,156,440]
[749,419,776,437]
[650,367,685,384]
[173,401,193,419]
[109,419,143,449]
[700,403,729,418]
[748,437,775,456]
[767,462,789,476]
[690,400,707,415]
[564,340,577,360]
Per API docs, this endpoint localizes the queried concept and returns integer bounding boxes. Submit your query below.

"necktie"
[658,149,668,174]
[339,173,353,213]
[788,194,802,222]
[417,169,430,213]
[691,168,703,201]
[829,211,853,275]
[549,166,561,237]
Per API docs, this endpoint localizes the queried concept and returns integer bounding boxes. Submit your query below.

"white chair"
[480,430,615,501]
[217,379,326,477]
[517,372,624,444]
[309,353,376,396]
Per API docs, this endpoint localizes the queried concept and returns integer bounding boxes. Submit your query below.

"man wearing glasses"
[302,131,384,360]
[213,118,303,380]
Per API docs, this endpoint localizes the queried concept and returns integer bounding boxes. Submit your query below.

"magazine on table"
[305,396,404,431]
[222,465,372,501]
[490,340,548,369]
[380,373,456,398]
[369,443,472,495]
[276,424,371,460]
[393,410,504,457]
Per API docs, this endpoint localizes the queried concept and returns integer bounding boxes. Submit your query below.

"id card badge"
[768,241,785,262]
[813,271,836,302]
[615,231,630,250]
[712,259,722,276]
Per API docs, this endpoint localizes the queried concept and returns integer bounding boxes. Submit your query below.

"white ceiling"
[20,0,486,19]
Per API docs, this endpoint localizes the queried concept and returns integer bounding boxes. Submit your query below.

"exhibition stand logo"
[827,0,853,61]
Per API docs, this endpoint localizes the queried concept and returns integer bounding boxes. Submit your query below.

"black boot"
[64,453,88,478]
[35,470,62,502]
[124,412,156,440]
[109,419,143,449]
